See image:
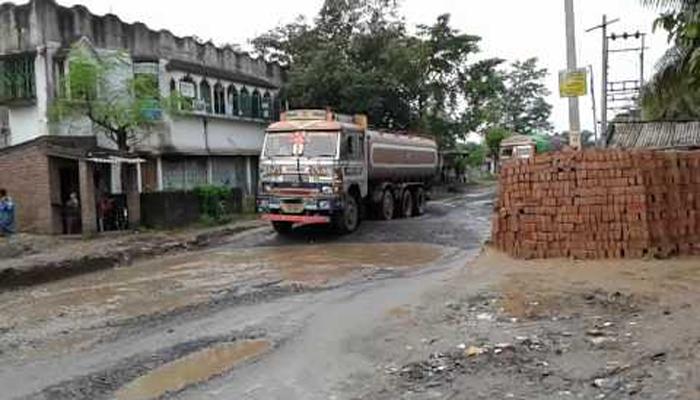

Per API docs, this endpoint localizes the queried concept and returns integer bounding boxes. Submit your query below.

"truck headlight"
[321,186,334,195]
[318,200,331,210]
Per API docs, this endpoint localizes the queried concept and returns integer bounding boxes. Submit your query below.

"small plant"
[193,185,233,223]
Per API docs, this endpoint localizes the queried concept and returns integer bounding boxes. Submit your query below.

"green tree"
[466,142,487,167]
[462,58,506,133]
[253,2,482,147]
[485,126,511,167]
[49,45,173,151]
[500,58,553,134]
[640,0,700,119]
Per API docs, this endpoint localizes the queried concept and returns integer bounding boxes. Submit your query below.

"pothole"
[115,339,271,400]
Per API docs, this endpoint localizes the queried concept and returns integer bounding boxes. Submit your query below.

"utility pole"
[640,34,646,84]
[601,15,609,144]
[588,65,599,143]
[564,0,581,148]
[586,15,619,147]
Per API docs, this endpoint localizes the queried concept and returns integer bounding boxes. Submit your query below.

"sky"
[53,0,670,134]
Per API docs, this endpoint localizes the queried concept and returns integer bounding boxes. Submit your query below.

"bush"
[193,185,233,223]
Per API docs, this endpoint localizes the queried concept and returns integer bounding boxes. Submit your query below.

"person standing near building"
[97,193,113,232]
[65,192,81,235]
[0,188,15,236]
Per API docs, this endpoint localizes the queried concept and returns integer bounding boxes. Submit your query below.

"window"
[341,134,362,160]
[228,86,239,116]
[0,107,9,148]
[199,80,212,113]
[251,90,261,118]
[53,59,66,98]
[239,87,251,117]
[133,62,159,100]
[0,55,36,103]
[262,92,272,119]
[178,76,196,109]
[133,63,160,120]
[68,58,98,101]
[213,83,225,115]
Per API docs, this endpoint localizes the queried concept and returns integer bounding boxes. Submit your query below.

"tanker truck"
[256,109,438,234]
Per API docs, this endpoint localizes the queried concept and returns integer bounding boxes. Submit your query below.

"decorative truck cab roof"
[267,109,367,132]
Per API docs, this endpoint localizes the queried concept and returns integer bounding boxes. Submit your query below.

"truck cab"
[257,110,367,234]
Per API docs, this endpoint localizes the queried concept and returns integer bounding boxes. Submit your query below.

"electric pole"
[586,15,619,147]
[564,0,581,148]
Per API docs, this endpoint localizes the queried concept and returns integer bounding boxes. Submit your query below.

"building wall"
[140,116,265,155]
[0,144,53,234]
[0,0,285,87]
[7,106,41,145]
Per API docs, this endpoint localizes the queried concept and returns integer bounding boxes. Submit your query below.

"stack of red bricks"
[492,150,700,259]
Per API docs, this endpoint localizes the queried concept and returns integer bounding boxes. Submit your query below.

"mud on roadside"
[356,248,700,400]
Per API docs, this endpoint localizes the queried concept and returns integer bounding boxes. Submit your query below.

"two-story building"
[0,0,285,234]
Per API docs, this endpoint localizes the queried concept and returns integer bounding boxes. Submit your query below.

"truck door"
[341,131,368,198]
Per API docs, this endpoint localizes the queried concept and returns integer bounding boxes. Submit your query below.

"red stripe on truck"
[261,214,331,225]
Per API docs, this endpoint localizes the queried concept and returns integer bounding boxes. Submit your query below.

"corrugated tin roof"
[501,134,535,146]
[609,121,700,149]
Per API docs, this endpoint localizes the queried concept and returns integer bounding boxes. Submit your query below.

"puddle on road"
[115,339,270,400]
[0,243,444,360]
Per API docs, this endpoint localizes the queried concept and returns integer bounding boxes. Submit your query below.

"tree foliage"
[485,126,510,161]
[499,58,553,134]
[466,142,487,167]
[640,0,700,119]
[49,45,172,151]
[254,0,552,147]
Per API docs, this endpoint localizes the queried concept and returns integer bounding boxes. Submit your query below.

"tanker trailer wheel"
[335,194,360,233]
[413,187,426,216]
[380,190,395,221]
[272,221,294,235]
[400,189,414,219]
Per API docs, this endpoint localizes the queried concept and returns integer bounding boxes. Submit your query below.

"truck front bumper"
[260,214,331,225]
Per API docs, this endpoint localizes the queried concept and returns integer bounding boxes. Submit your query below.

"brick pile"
[492,150,700,259]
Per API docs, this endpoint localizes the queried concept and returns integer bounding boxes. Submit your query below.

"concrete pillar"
[79,160,97,236]
[246,156,253,195]
[156,156,164,191]
[125,164,141,229]
[111,163,122,194]
[207,156,213,185]
[136,162,143,193]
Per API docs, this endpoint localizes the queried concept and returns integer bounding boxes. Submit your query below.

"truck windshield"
[264,131,339,158]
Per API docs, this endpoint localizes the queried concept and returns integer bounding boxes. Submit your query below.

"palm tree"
[640,0,700,120]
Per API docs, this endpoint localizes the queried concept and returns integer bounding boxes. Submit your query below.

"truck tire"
[336,194,360,233]
[400,189,413,219]
[380,190,395,221]
[413,187,426,216]
[272,221,294,235]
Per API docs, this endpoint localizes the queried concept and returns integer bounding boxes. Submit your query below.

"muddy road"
[0,186,495,400]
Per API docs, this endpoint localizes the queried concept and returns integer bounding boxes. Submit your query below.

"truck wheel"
[400,190,413,219]
[413,187,426,216]
[336,195,360,233]
[380,190,395,221]
[272,222,293,235]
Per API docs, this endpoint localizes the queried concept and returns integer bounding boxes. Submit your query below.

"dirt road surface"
[0,187,494,400]
[2,184,697,400]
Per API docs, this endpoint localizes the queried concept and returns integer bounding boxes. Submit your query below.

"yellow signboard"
[559,68,588,98]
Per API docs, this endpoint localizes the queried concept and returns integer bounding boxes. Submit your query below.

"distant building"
[0,0,284,196]
[499,134,536,162]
